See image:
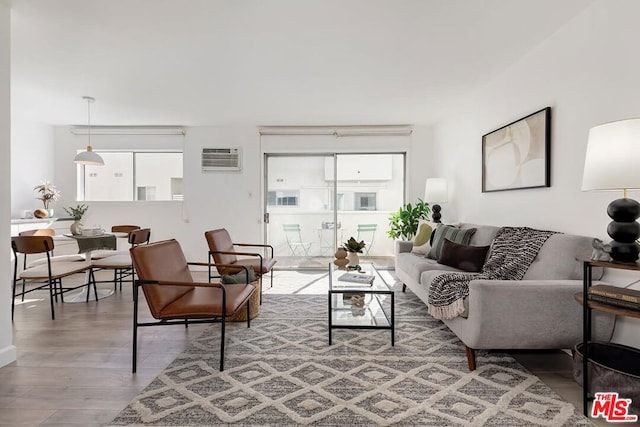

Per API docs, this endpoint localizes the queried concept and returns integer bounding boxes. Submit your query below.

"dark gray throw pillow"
[428,225,477,260]
[221,268,256,284]
[438,238,491,272]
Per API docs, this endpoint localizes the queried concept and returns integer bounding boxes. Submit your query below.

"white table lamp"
[425,178,448,223]
[582,118,640,263]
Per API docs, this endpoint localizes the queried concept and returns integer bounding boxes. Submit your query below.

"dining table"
[57,233,118,302]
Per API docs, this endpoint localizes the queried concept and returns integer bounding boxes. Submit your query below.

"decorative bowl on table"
[81,228,104,236]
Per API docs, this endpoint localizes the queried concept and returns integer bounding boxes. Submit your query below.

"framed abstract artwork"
[482,107,551,192]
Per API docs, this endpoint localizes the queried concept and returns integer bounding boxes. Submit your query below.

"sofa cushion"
[438,239,491,272]
[523,233,603,280]
[460,223,501,247]
[428,225,477,260]
[411,220,436,255]
[395,253,445,284]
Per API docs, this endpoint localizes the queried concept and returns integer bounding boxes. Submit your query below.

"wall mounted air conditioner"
[201,148,242,172]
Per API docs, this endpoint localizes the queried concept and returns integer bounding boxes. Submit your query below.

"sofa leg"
[465,346,476,371]
[402,283,406,292]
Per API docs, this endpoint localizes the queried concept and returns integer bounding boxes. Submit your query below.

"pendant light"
[74,96,104,166]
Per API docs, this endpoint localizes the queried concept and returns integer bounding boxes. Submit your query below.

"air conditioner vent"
[202,148,242,172]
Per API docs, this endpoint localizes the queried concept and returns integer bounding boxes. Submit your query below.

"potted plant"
[343,237,366,267]
[33,180,61,217]
[386,199,431,240]
[64,204,89,235]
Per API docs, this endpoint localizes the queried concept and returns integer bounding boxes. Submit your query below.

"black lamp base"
[607,197,640,263]
[431,204,442,223]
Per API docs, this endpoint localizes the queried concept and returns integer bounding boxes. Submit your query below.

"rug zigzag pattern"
[110,292,591,426]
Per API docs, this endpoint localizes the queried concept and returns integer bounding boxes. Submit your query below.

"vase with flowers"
[64,204,88,235]
[33,180,61,217]
[343,237,366,267]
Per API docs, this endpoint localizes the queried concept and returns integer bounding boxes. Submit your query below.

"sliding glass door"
[265,153,405,269]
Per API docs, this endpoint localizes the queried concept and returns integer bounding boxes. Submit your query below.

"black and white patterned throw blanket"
[428,226,557,320]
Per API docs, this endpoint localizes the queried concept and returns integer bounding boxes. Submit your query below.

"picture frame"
[482,107,551,192]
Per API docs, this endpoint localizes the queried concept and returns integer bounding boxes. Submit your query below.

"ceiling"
[10,0,595,127]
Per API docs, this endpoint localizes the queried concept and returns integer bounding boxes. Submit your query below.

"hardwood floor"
[1,269,605,426]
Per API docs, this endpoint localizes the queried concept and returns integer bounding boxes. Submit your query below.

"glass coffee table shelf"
[328,263,394,345]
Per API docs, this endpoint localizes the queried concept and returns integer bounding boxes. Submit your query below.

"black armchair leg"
[132,284,139,374]
[220,317,226,371]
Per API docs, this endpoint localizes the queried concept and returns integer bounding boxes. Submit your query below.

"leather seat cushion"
[158,283,255,319]
[234,258,276,275]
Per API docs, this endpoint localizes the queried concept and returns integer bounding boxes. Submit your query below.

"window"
[355,192,376,211]
[80,151,183,201]
[267,190,299,206]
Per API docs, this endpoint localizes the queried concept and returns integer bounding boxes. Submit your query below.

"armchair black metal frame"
[132,261,253,373]
[204,229,276,308]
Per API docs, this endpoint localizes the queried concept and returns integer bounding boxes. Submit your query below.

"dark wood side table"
[576,258,640,416]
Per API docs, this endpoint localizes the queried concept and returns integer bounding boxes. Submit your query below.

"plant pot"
[347,252,360,267]
[70,220,83,236]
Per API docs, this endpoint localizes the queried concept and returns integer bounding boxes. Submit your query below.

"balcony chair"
[204,228,276,292]
[356,224,377,256]
[129,239,255,372]
[92,228,151,291]
[282,224,312,256]
[11,235,96,320]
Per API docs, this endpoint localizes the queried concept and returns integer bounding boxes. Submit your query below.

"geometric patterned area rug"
[109,289,591,426]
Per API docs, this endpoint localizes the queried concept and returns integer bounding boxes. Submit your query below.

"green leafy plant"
[343,237,366,253]
[386,199,431,240]
[64,204,89,220]
[33,180,61,209]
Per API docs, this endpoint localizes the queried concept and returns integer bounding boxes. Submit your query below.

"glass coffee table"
[328,262,394,345]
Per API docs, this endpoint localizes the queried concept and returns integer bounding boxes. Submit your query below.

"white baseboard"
[0,345,17,368]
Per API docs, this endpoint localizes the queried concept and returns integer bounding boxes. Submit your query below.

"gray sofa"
[395,223,615,370]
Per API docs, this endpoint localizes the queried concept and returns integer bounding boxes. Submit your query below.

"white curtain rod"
[259,125,413,136]
[70,126,186,136]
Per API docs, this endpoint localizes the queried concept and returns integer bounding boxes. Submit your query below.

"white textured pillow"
[411,220,436,255]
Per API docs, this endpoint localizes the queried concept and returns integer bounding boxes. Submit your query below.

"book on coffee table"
[337,272,375,285]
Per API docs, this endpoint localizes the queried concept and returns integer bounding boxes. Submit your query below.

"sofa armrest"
[396,240,413,254]
[444,279,615,349]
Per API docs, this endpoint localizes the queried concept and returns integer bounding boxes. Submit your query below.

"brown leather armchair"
[129,239,255,372]
[204,229,276,293]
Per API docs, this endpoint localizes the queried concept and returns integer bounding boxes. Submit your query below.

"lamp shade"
[582,118,640,191]
[425,178,448,203]
[74,147,104,166]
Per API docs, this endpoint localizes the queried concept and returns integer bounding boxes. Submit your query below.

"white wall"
[53,126,262,262]
[433,0,640,348]
[10,119,54,218]
[0,0,17,368]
